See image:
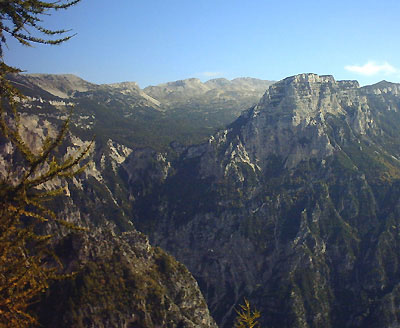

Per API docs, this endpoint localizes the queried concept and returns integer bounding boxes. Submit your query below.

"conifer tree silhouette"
[0,2,93,326]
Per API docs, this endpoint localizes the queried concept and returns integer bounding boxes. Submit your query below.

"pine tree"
[0,1,91,326]
[234,299,262,328]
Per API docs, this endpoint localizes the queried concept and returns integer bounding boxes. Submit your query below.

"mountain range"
[3,72,400,327]
[10,73,273,149]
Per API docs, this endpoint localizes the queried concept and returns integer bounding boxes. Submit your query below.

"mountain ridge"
[9,73,275,150]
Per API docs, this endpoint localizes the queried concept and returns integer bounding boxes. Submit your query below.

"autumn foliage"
[0,1,90,326]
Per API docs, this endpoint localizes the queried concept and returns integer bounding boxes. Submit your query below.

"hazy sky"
[4,0,400,87]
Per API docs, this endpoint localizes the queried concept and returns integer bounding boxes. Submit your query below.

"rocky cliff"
[36,225,217,328]
[126,73,400,327]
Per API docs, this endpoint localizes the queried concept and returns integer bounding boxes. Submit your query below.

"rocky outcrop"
[36,225,217,328]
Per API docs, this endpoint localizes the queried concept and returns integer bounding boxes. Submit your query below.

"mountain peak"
[204,78,230,87]
[257,73,359,117]
[18,73,95,98]
[167,78,203,88]
[362,79,400,93]
[283,73,336,85]
[240,73,359,168]
[107,81,140,90]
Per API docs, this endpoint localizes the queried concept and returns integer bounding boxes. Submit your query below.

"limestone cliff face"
[240,74,343,168]
[127,74,400,328]
[205,74,361,172]
[191,73,398,182]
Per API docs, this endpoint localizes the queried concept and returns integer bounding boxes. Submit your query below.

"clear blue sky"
[4,0,400,87]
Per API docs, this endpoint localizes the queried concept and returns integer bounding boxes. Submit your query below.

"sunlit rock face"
[238,74,342,169]
[126,74,400,328]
